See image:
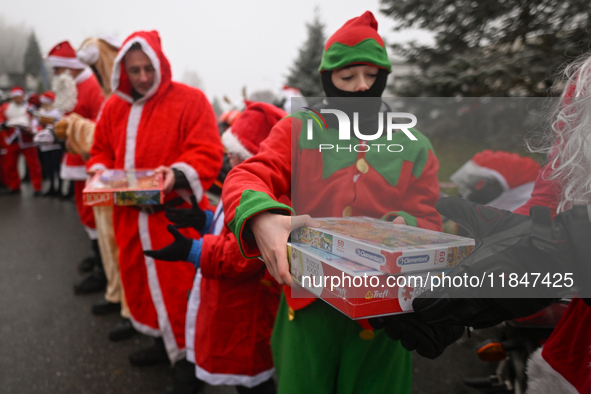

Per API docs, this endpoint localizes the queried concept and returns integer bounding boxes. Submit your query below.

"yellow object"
[260,279,272,287]
[288,306,295,321]
[359,329,374,340]
[356,158,369,174]
[342,206,353,217]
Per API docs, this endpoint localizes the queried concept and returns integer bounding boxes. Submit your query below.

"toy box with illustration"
[287,242,450,319]
[83,169,164,206]
[291,217,474,275]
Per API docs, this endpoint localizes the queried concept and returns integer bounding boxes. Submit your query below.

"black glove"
[369,314,465,359]
[165,195,208,231]
[412,197,579,329]
[143,225,193,261]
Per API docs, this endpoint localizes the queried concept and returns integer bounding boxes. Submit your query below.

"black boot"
[164,359,204,394]
[74,266,107,294]
[129,337,169,367]
[91,300,121,316]
[77,240,101,274]
[109,318,137,342]
[236,378,276,394]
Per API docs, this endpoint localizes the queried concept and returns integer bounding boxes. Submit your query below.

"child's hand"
[144,225,193,262]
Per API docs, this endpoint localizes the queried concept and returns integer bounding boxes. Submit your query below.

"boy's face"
[331,65,379,92]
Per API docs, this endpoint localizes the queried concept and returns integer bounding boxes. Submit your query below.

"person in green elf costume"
[222,11,442,393]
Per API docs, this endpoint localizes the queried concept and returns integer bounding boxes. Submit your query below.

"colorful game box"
[83,169,164,206]
[288,242,450,319]
[291,217,474,275]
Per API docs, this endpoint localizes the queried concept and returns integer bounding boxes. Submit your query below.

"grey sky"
[0,0,431,108]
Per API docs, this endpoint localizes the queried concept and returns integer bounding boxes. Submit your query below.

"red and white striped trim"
[138,212,184,364]
[195,365,275,388]
[112,36,162,104]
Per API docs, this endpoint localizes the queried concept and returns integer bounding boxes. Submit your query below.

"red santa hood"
[111,30,172,103]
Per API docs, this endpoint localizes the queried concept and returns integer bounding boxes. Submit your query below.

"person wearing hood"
[87,30,224,369]
[222,12,441,394]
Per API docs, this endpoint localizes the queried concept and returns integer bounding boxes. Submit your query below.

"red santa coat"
[514,165,590,394]
[87,30,224,363]
[186,202,281,387]
[61,67,105,180]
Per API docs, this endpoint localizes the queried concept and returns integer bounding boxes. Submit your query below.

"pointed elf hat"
[319,11,391,73]
[47,41,86,69]
[222,101,286,160]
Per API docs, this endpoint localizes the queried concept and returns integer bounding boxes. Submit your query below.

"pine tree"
[23,32,43,77]
[381,0,591,97]
[285,11,326,97]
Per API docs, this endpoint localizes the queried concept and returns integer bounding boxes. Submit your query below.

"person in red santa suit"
[87,30,224,368]
[46,40,107,292]
[145,101,285,394]
[0,87,43,196]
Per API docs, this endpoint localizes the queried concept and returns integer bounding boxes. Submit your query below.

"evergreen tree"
[381,0,591,96]
[285,11,326,97]
[23,32,43,77]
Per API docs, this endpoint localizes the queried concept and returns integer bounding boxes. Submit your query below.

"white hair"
[529,54,591,212]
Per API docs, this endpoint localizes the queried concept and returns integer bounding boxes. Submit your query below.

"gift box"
[83,169,164,206]
[288,242,450,319]
[291,217,474,275]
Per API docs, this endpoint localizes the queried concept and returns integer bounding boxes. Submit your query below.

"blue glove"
[186,239,203,269]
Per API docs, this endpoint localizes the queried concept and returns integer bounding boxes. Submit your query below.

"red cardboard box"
[288,242,450,319]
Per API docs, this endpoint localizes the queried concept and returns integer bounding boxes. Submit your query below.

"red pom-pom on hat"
[325,11,384,50]
[222,102,286,160]
[47,41,86,69]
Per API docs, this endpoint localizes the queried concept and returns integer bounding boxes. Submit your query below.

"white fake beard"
[52,71,78,114]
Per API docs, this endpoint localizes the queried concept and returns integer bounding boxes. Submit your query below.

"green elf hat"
[318,11,392,73]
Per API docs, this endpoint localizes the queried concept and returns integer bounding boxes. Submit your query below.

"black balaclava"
[318,67,389,132]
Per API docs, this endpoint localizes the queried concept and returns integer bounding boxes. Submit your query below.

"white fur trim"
[75,68,93,84]
[47,55,86,69]
[525,347,578,394]
[129,315,160,337]
[222,129,253,160]
[185,269,202,364]
[112,36,161,104]
[88,163,108,173]
[60,163,87,180]
[124,103,143,169]
[100,35,122,48]
[84,226,98,240]
[39,96,53,105]
[195,364,275,388]
[77,44,100,66]
[170,162,204,202]
[138,212,184,364]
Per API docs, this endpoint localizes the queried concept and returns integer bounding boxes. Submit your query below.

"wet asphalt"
[0,184,496,394]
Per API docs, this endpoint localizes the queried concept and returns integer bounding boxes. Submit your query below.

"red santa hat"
[40,91,56,104]
[47,41,86,69]
[10,86,25,98]
[221,101,286,160]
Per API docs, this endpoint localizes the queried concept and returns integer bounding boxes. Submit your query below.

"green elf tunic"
[222,11,441,394]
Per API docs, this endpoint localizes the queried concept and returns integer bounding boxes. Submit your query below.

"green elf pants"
[271,293,412,394]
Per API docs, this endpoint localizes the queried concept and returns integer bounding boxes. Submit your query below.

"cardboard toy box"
[287,242,450,319]
[291,217,474,275]
[83,169,164,207]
